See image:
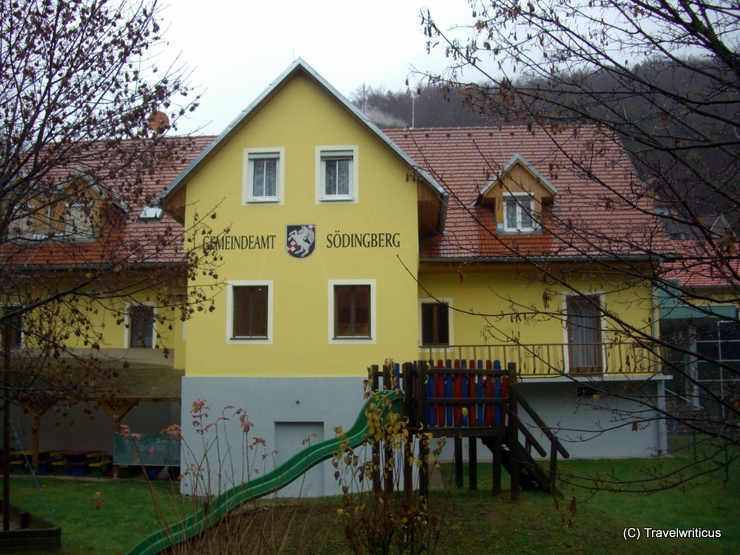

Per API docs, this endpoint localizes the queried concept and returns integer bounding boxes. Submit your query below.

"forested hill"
[349,84,490,128]
[352,60,739,223]
[351,60,735,132]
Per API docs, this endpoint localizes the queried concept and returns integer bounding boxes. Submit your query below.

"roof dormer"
[476,153,557,234]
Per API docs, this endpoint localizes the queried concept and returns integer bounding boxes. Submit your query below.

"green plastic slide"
[124,390,402,555]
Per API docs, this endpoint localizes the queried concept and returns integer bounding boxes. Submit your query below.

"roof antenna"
[411,94,415,129]
[292,48,296,61]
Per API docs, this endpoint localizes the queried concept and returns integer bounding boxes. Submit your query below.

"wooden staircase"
[481,437,552,492]
[493,384,569,495]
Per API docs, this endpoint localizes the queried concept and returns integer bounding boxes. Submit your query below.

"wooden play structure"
[369,360,570,501]
[123,361,568,555]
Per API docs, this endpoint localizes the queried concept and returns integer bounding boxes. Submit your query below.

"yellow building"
[160,60,669,496]
[4,60,673,492]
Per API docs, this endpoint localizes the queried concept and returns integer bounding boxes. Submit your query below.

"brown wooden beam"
[468,437,477,491]
[508,362,520,501]
[492,435,502,497]
[20,402,53,473]
[97,399,139,433]
[454,437,463,488]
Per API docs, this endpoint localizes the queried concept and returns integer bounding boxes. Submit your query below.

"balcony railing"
[418,342,659,377]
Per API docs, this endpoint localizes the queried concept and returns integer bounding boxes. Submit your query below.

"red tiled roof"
[2,136,215,269]
[663,239,740,288]
[384,126,671,261]
[7,126,675,270]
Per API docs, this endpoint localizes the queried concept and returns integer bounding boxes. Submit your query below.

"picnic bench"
[52,451,109,476]
[8,449,55,474]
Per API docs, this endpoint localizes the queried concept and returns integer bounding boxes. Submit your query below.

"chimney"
[148,111,170,134]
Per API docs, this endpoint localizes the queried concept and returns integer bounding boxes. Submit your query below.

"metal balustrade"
[418,341,659,377]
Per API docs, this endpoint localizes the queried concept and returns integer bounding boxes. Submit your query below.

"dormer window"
[503,193,535,232]
[476,154,557,235]
[139,205,163,220]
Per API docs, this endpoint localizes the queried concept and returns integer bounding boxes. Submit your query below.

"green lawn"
[4,476,188,554]
[436,456,739,555]
[4,450,739,555]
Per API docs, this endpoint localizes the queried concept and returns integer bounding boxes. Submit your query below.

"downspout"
[652,285,668,455]
[688,326,700,408]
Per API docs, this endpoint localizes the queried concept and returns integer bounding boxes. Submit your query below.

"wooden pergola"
[9,362,183,472]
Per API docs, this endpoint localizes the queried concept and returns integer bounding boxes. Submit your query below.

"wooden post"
[402,363,414,505]
[418,360,429,500]
[469,437,477,491]
[492,435,502,497]
[508,362,520,501]
[382,363,393,496]
[31,411,41,472]
[382,363,391,391]
[98,399,138,478]
[371,364,380,392]
[98,399,139,433]
[403,362,415,429]
[23,403,51,474]
[370,365,381,493]
[549,440,558,495]
[454,437,463,488]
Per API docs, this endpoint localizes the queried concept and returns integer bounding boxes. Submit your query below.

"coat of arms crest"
[286,224,316,258]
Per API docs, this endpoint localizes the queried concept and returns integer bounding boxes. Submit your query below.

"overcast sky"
[158,0,476,135]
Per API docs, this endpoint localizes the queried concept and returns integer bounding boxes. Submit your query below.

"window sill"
[55,234,98,243]
[245,198,281,204]
[499,226,540,235]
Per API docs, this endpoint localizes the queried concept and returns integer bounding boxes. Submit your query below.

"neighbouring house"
[1,137,211,468]
[653,208,740,423]
[5,59,689,495]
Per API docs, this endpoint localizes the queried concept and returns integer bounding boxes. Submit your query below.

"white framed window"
[562,293,607,375]
[419,298,453,346]
[10,202,36,239]
[503,193,535,233]
[328,279,375,344]
[227,280,273,344]
[139,205,164,220]
[243,148,284,204]
[125,303,156,349]
[64,203,94,240]
[316,146,358,202]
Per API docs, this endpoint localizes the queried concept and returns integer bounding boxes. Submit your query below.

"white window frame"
[419,297,454,346]
[124,303,157,349]
[316,146,358,203]
[64,202,94,241]
[328,279,376,344]
[243,148,285,204]
[10,202,51,241]
[11,202,36,239]
[503,193,536,233]
[561,292,608,374]
[226,280,273,345]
